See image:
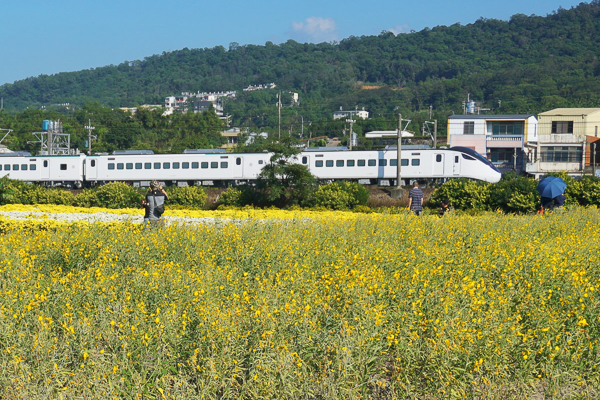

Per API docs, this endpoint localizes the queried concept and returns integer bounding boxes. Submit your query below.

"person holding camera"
[145,180,168,226]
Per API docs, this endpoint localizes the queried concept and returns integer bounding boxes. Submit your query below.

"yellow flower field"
[0,206,599,398]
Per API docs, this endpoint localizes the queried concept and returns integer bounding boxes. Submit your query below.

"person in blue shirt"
[408,182,424,216]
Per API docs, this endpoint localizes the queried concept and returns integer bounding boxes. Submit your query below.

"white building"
[333,107,369,120]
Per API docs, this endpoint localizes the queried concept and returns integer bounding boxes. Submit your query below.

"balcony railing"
[486,135,524,142]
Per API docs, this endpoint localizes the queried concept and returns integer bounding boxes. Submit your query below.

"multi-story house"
[447,114,538,172]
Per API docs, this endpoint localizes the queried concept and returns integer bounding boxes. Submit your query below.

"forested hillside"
[1,1,600,147]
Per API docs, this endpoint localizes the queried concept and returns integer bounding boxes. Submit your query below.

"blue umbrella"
[537,176,567,199]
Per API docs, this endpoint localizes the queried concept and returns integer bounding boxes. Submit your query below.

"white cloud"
[290,17,338,43]
[388,24,412,35]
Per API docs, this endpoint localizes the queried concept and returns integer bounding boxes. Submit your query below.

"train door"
[233,156,244,178]
[86,158,98,180]
[42,159,50,180]
[433,153,444,176]
[453,154,461,175]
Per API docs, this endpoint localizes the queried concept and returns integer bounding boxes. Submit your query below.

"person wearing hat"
[144,180,168,227]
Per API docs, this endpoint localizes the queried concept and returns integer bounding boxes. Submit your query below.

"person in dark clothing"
[141,198,150,228]
[540,197,554,214]
[145,180,168,226]
[438,199,450,217]
[408,182,424,216]
[553,193,566,209]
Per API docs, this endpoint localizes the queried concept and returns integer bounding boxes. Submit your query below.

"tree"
[255,138,316,207]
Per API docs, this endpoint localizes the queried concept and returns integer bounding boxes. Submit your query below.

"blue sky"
[0,0,585,86]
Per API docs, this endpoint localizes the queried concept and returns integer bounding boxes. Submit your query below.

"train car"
[298,147,501,184]
[86,152,271,186]
[0,153,86,187]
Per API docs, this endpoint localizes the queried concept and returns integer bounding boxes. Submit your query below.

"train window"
[455,156,459,163]
[0,165,2,170]
[145,163,151,169]
[182,162,189,169]
[117,163,124,170]
[302,156,307,165]
[126,163,133,170]
[347,160,355,167]
[154,163,161,169]
[173,162,180,169]
[4,165,9,171]
[13,164,19,171]
[436,154,442,162]
[358,160,365,167]
[91,160,96,167]
[211,162,218,169]
[259,160,264,165]
[326,160,334,167]
[236,157,242,165]
[379,159,387,167]
[60,164,67,171]
[201,162,208,169]
[336,160,344,167]
[135,163,142,169]
[412,159,420,166]
[163,162,170,169]
[390,159,397,166]
[108,163,115,170]
[221,162,228,168]
[315,160,323,167]
[21,164,27,171]
[192,162,199,169]
[368,160,376,166]
[43,160,48,168]
[30,164,36,171]
[401,159,409,166]
[461,154,476,161]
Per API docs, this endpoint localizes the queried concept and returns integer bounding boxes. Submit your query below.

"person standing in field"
[408,181,424,216]
[146,180,168,226]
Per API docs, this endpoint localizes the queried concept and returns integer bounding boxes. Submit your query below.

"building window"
[491,121,523,136]
[551,121,573,134]
[490,148,518,163]
[541,146,582,162]
[463,121,475,134]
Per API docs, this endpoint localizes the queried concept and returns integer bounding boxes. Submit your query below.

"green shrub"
[310,181,370,210]
[74,182,143,209]
[164,186,207,208]
[219,188,244,207]
[488,173,539,213]
[565,175,600,206]
[430,179,491,211]
[19,186,75,205]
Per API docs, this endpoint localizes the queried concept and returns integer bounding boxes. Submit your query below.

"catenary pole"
[397,114,402,188]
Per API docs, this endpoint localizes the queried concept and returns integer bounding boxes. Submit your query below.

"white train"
[0,146,501,187]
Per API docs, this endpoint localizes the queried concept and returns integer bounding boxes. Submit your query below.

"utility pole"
[85,120,96,155]
[346,118,354,151]
[397,114,402,189]
[277,91,282,140]
[434,119,438,149]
